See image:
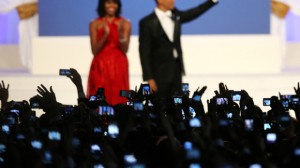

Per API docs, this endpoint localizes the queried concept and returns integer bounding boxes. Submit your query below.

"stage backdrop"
[39,0,270,36]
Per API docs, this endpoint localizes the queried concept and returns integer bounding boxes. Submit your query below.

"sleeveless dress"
[87,17,129,105]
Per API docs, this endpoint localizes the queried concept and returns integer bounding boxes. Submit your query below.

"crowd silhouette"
[1,68,300,168]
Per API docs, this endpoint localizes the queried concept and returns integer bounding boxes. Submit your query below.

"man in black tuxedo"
[139,0,218,99]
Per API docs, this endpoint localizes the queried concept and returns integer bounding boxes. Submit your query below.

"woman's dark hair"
[97,0,122,17]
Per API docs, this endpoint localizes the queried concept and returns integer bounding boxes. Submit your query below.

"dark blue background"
[39,0,270,36]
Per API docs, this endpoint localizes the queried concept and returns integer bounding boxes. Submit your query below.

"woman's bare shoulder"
[121,17,131,25]
[90,18,104,28]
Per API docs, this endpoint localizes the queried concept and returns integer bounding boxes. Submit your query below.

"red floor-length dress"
[87,17,129,105]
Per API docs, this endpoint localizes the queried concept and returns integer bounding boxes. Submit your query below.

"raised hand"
[0,80,9,108]
[240,90,256,118]
[271,0,290,18]
[103,22,110,36]
[37,84,59,117]
[294,82,300,96]
[191,86,207,116]
[192,86,207,99]
[215,82,230,97]
[148,79,158,94]
[219,82,228,95]
[66,68,85,99]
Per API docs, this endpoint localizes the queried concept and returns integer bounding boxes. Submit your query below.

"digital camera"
[174,96,183,105]
[216,97,228,105]
[59,69,71,76]
[141,84,150,96]
[263,98,271,106]
[231,91,241,101]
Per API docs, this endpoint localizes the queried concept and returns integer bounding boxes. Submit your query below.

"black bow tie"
[170,11,176,21]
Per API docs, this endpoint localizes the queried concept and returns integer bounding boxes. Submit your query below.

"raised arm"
[0,80,9,109]
[119,19,131,53]
[177,0,218,23]
[67,68,85,99]
[89,20,109,56]
[272,0,291,18]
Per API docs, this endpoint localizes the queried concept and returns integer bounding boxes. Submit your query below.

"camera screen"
[42,150,53,164]
[98,106,114,116]
[192,95,201,102]
[226,112,233,119]
[189,106,196,118]
[281,99,289,109]
[294,148,300,156]
[244,119,254,131]
[126,101,133,106]
[263,98,271,106]
[89,95,98,102]
[183,141,193,150]
[91,144,101,153]
[249,164,262,168]
[142,85,150,96]
[291,97,300,104]
[133,102,144,111]
[186,148,201,160]
[279,114,290,123]
[7,115,16,125]
[280,94,293,100]
[48,131,61,141]
[108,123,119,138]
[93,127,102,133]
[120,90,133,99]
[0,144,5,154]
[1,125,10,134]
[124,154,137,165]
[216,97,228,105]
[31,140,43,150]
[264,123,271,130]
[94,164,105,168]
[189,163,202,168]
[189,118,201,128]
[174,97,182,105]
[59,69,71,76]
[31,101,40,108]
[219,119,229,126]
[232,92,241,101]
[182,83,189,92]
[10,109,20,116]
[120,90,128,97]
[64,106,74,115]
[266,133,277,143]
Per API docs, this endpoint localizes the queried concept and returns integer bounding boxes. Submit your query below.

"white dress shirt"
[155,7,178,58]
[154,0,218,59]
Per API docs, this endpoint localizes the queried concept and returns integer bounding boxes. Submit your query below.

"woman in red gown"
[87,0,130,105]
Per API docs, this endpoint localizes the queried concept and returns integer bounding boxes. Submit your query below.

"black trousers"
[156,62,182,99]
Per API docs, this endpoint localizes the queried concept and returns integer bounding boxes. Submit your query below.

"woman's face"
[104,0,119,17]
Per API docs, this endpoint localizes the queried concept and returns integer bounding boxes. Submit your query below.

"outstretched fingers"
[37,84,49,96]
[0,80,9,89]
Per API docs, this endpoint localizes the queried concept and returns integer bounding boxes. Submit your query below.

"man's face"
[157,0,175,11]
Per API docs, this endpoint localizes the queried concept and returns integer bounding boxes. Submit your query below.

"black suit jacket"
[139,0,217,83]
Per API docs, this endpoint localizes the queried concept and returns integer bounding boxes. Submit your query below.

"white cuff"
[212,0,218,3]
